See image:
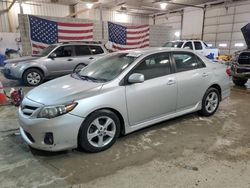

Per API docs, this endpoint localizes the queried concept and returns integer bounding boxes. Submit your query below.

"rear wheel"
[233,77,248,86]
[78,110,120,153]
[199,87,220,116]
[22,68,44,86]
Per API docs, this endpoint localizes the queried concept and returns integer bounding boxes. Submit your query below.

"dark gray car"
[2,42,108,86]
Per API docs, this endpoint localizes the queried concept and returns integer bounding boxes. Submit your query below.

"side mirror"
[49,53,57,59]
[128,73,144,84]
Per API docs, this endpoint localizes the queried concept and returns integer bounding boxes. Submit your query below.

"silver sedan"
[18,48,231,152]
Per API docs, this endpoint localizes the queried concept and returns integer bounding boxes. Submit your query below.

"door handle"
[202,73,209,77]
[67,58,73,61]
[89,57,94,60]
[167,78,176,85]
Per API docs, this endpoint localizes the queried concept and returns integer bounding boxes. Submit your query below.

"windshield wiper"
[74,72,107,82]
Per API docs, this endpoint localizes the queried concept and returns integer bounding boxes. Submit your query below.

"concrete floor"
[0,73,250,188]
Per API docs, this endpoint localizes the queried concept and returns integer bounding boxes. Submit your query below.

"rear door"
[125,52,177,126]
[172,51,212,111]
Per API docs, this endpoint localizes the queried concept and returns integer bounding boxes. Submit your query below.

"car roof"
[55,42,103,46]
[116,47,194,56]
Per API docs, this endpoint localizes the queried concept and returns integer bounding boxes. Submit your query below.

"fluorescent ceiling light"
[86,3,93,9]
[160,2,168,10]
[234,43,244,47]
[219,43,227,47]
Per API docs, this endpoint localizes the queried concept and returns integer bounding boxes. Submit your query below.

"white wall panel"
[182,7,203,39]
[8,2,70,32]
[0,2,10,32]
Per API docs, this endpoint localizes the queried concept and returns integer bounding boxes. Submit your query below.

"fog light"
[44,132,54,145]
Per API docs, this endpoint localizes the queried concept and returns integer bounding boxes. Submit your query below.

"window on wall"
[173,52,205,72]
[132,52,171,80]
[183,42,193,50]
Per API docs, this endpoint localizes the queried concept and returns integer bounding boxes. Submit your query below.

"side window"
[89,46,104,54]
[173,52,205,72]
[183,42,193,50]
[194,41,203,50]
[75,45,91,56]
[54,46,73,57]
[132,53,171,80]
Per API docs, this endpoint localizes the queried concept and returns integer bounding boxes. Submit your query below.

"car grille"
[21,97,43,117]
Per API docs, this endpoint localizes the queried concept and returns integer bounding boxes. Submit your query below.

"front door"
[46,45,75,76]
[125,52,177,126]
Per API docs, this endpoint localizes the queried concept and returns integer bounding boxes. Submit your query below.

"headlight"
[11,63,19,67]
[37,102,77,119]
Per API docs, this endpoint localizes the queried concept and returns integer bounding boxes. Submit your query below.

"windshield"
[77,53,139,82]
[33,45,57,57]
[163,41,183,48]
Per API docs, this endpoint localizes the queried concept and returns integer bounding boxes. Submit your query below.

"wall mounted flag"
[107,22,150,51]
[28,15,94,54]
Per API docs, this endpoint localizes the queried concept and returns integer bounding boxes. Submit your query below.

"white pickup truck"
[163,40,219,59]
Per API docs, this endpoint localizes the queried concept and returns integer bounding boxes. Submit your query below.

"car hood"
[26,75,103,105]
[4,56,40,64]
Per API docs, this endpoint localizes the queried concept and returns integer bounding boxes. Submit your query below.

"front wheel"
[22,68,44,86]
[199,88,220,116]
[78,110,121,153]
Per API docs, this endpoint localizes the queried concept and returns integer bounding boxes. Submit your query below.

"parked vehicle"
[163,40,219,59]
[18,48,231,153]
[2,42,108,86]
[231,23,250,86]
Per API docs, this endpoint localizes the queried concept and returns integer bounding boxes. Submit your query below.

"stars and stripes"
[28,15,94,54]
[107,22,150,51]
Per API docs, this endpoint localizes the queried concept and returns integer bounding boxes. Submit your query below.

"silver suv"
[3,42,108,86]
[18,48,231,153]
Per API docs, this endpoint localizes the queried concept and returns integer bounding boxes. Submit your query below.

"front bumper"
[231,64,250,78]
[1,65,20,80]
[18,107,84,152]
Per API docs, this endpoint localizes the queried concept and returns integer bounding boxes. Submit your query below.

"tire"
[199,87,220,117]
[22,68,44,86]
[78,109,121,153]
[233,77,248,87]
[73,63,86,73]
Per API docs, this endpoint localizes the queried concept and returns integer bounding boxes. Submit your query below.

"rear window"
[89,45,104,54]
[74,45,91,56]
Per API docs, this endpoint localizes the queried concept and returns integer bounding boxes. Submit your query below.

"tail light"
[226,67,231,76]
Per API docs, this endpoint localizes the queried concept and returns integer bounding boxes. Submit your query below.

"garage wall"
[149,12,182,40]
[1,2,70,32]
[152,0,250,55]
[19,14,173,55]
[0,2,10,32]
[203,1,250,54]
[75,5,149,25]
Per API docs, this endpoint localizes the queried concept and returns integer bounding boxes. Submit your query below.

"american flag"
[28,15,94,54]
[107,22,150,51]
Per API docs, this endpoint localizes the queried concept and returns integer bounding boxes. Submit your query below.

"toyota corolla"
[18,48,231,153]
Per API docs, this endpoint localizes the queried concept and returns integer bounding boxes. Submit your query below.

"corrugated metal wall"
[3,2,70,32]
[75,4,149,25]
[153,0,250,54]
[203,1,250,54]
[0,2,10,32]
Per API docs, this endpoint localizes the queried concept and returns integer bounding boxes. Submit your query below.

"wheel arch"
[208,83,222,101]
[22,66,46,78]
